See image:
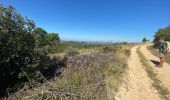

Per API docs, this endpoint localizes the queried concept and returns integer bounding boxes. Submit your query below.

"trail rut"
[118,46,161,100]
[140,44,170,92]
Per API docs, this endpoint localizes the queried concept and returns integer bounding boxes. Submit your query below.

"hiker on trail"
[158,37,168,67]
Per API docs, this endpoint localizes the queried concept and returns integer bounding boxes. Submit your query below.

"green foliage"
[65,47,79,57]
[33,27,47,36]
[102,46,113,53]
[142,38,147,43]
[47,42,101,54]
[102,45,120,53]
[32,28,60,47]
[68,73,83,88]
[154,26,170,47]
[0,4,35,89]
[122,42,128,45]
[32,27,47,46]
[0,5,54,96]
[45,33,60,46]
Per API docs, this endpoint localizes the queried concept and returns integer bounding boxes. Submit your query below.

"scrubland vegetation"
[4,43,132,100]
[0,5,133,100]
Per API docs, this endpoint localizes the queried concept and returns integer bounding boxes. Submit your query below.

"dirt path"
[140,44,170,91]
[118,45,161,100]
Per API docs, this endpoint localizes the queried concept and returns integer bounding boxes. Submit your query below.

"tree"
[32,27,47,46]
[0,5,37,95]
[0,5,51,96]
[153,26,170,47]
[142,38,147,43]
[32,28,60,46]
[45,33,60,45]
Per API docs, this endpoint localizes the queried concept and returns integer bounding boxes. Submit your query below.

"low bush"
[102,46,113,53]
[64,47,80,57]
[7,44,132,100]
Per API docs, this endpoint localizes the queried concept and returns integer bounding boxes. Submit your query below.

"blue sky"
[1,0,170,42]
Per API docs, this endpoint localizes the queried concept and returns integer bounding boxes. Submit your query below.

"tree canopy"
[0,5,60,96]
[32,28,60,46]
[45,33,60,45]
[153,25,170,46]
[142,38,147,43]
[32,27,47,46]
[0,5,37,95]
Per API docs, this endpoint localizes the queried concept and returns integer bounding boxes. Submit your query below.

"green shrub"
[68,73,83,88]
[65,47,79,57]
[0,5,53,97]
[102,46,113,53]
[102,45,122,53]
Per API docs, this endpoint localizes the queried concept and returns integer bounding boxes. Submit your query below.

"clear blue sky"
[1,0,170,42]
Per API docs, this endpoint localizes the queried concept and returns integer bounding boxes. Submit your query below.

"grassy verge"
[47,41,103,54]
[147,45,170,65]
[6,44,132,100]
[137,46,170,100]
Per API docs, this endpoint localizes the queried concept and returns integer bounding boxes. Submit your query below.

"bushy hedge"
[0,5,56,96]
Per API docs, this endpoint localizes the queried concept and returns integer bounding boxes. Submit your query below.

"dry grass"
[48,47,100,59]
[5,44,132,100]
